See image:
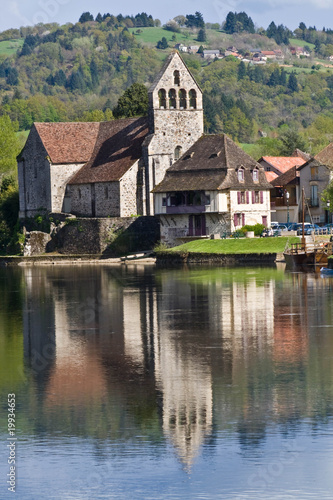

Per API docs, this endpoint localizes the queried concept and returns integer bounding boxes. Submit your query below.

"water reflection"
[2,265,333,497]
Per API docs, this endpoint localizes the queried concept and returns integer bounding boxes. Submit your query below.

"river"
[1,264,333,499]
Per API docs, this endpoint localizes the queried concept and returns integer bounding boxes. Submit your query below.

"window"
[189,89,197,109]
[168,89,176,109]
[174,146,182,160]
[237,191,245,204]
[252,191,260,203]
[262,215,267,227]
[311,185,318,206]
[158,89,166,108]
[238,168,244,182]
[179,89,186,109]
[311,167,318,180]
[253,169,259,181]
[174,70,180,86]
[205,194,211,206]
[105,186,108,199]
[162,197,167,206]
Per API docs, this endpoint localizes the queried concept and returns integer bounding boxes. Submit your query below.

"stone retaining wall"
[156,251,277,266]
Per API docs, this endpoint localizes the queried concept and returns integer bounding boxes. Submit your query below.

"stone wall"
[50,163,83,212]
[159,213,230,247]
[51,216,160,255]
[156,251,276,266]
[18,127,51,218]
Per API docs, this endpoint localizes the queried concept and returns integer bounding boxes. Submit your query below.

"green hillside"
[1,15,333,157]
[0,39,24,56]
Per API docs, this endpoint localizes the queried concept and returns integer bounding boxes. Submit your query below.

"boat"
[320,267,333,275]
[283,188,333,269]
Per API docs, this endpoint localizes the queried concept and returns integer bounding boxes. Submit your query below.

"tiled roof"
[68,117,148,185]
[34,122,99,164]
[153,134,273,193]
[265,171,278,182]
[315,143,333,168]
[260,156,307,174]
[271,166,299,187]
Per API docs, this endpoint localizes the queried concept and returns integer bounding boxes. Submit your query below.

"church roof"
[148,51,202,93]
[33,122,100,164]
[68,117,148,185]
[153,134,272,193]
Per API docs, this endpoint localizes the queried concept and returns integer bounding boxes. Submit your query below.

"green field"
[0,39,23,56]
[292,38,315,50]
[168,236,299,254]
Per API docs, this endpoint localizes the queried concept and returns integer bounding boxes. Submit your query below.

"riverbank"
[0,254,156,266]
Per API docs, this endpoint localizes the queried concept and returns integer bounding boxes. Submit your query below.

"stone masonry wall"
[18,127,51,218]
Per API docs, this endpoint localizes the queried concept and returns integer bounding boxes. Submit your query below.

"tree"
[197,28,207,42]
[0,116,21,178]
[79,12,94,23]
[95,13,103,23]
[224,12,236,34]
[278,128,307,156]
[237,61,246,80]
[113,83,148,118]
[288,72,298,92]
[156,37,168,49]
[185,12,204,29]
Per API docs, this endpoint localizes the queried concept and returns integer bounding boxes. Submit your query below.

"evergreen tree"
[95,13,103,23]
[156,37,168,49]
[288,72,298,92]
[79,12,94,23]
[237,61,246,80]
[224,12,236,34]
[113,82,148,118]
[197,28,207,42]
[266,21,277,39]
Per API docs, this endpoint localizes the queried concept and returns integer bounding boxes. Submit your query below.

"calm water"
[1,264,333,499]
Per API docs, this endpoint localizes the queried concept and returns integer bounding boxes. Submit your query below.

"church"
[18,51,272,246]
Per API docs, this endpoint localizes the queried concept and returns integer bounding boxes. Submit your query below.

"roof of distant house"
[153,134,272,193]
[259,156,307,174]
[32,122,100,164]
[270,166,299,187]
[68,117,148,185]
[315,143,333,168]
[265,171,279,182]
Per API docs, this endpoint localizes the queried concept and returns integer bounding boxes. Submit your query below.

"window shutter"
[260,191,264,203]
[252,191,255,204]
[246,191,249,204]
[237,191,241,204]
[242,213,245,226]
[234,213,238,226]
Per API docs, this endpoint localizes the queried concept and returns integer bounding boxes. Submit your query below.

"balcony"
[166,205,206,214]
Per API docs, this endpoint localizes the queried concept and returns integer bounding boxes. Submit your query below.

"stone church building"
[18,51,272,245]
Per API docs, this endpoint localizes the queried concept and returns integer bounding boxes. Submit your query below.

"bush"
[240,224,265,236]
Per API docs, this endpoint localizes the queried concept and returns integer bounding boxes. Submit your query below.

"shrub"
[240,224,265,236]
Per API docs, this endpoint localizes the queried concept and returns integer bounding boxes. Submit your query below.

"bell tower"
[143,51,204,215]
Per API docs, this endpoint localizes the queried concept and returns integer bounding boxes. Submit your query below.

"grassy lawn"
[292,38,315,50]
[0,39,23,56]
[168,236,299,254]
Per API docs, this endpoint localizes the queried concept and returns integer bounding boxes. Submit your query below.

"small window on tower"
[174,146,182,160]
[169,89,176,109]
[174,70,180,86]
[158,89,166,108]
[189,89,197,109]
[179,89,186,109]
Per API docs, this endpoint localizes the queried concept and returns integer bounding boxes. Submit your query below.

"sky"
[2,0,333,33]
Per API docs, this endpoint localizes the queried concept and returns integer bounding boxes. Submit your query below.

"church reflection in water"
[22,265,332,468]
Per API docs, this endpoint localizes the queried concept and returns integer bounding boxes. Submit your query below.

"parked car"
[297,223,321,235]
[321,223,333,235]
[286,222,299,231]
